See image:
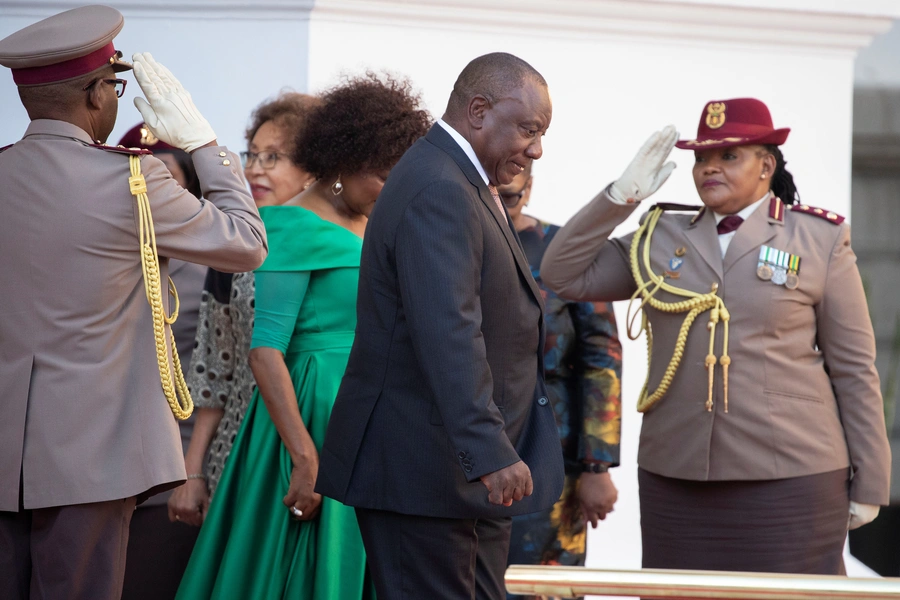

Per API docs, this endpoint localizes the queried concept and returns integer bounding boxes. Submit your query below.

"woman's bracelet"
[186,473,207,481]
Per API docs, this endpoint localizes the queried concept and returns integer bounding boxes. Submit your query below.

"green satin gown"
[176,206,374,600]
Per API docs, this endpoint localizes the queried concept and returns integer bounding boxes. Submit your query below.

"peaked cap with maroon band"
[676,97,790,150]
[0,5,132,87]
[118,122,177,152]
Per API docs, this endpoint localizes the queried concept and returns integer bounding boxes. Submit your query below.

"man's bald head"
[446,52,546,116]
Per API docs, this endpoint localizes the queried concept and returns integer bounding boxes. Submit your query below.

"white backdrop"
[2,0,898,591]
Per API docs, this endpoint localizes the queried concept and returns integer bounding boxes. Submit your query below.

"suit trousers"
[121,504,199,600]
[0,495,136,600]
[356,507,512,600]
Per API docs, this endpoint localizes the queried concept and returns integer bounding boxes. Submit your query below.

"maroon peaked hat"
[676,97,790,150]
[118,122,177,152]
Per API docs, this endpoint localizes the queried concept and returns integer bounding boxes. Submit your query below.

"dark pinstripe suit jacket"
[316,124,564,518]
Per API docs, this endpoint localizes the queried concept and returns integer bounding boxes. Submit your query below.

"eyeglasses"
[500,189,527,208]
[82,78,127,98]
[240,151,288,170]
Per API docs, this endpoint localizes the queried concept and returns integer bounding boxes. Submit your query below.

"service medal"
[772,267,787,285]
[785,272,800,289]
[756,246,773,280]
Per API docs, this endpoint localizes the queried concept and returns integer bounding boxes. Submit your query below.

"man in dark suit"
[317,53,563,599]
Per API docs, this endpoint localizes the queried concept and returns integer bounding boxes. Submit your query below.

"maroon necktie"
[716,215,744,235]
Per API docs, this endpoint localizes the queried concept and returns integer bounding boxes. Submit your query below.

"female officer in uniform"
[541,98,891,574]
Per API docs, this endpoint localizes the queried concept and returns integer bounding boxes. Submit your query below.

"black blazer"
[317,124,563,518]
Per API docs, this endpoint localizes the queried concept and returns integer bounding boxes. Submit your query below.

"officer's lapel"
[723,201,779,274]
[682,207,723,280]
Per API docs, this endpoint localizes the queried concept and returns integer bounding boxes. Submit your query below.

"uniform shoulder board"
[0,143,13,154]
[651,202,704,212]
[789,204,845,225]
[88,143,152,156]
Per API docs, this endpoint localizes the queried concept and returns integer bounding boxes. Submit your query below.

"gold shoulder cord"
[128,155,194,420]
[626,207,731,413]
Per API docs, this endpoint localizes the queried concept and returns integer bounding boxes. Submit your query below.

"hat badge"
[705,102,726,130]
[140,127,159,146]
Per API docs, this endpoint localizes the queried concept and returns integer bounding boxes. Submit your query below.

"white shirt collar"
[713,193,770,257]
[713,193,770,224]
[437,119,490,186]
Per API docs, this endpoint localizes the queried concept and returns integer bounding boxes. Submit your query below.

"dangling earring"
[331,176,343,196]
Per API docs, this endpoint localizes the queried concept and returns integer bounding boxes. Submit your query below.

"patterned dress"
[187,269,257,497]
[507,220,622,595]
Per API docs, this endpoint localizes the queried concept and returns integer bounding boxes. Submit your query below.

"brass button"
[222,159,231,166]
[711,282,719,292]
[218,151,227,157]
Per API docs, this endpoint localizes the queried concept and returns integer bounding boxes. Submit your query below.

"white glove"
[848,501,880,530]
[609,125,678,205]
[131,52,216,153]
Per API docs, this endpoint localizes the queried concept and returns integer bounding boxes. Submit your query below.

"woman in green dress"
[176,74,431,600]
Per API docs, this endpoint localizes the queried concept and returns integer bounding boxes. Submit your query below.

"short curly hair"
[245,91,320,155]
[294,73,432,179]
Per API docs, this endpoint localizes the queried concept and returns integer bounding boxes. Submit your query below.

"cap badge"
[705,102,726,130]
[140,127,159,146]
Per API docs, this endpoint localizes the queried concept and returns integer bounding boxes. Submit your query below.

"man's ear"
[466,95,489,130]
[85,79,105,112]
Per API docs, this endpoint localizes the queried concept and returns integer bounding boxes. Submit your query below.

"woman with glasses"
[168,92,319,529]
[496,166,623,598]
[176,73,431,600]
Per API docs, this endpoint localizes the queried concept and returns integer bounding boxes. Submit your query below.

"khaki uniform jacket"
[541,189,891,505]
[0,120,267,511]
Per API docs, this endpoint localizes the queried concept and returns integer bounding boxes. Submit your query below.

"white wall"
[0,3,312,150]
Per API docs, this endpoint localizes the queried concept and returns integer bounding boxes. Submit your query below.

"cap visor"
[112,58,132,72]
[675,128,790,150]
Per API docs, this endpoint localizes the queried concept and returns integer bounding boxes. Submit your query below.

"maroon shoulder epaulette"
[0,143,13,154]
[88,143,152,156]
[768,195,786,222]
[789,203,845,225]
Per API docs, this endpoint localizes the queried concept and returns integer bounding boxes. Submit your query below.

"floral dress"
[507,220,623,596]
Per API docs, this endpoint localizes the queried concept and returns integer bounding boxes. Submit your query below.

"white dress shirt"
[436,119,489,185]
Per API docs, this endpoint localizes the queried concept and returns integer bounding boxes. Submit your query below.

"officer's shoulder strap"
[88,143,152,156]
[650,202,704,212]
[789,204,845,225]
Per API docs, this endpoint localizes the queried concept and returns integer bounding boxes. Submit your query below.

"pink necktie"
[487,184,507,217]
[716,215,744,235]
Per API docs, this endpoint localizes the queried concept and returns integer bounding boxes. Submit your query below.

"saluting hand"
[480,460,533,507]
[610,124,678,204]
[131,52,217,153]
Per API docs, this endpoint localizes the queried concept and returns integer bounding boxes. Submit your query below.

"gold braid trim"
[626,207,731,413]
[128,155,193,420]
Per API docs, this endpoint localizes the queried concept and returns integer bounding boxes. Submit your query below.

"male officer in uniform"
[0,6,267,599]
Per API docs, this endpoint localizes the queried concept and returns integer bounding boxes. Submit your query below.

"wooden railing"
[505,565,900,599]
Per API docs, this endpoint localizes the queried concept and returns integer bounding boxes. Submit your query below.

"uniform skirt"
[639,467,850,575]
